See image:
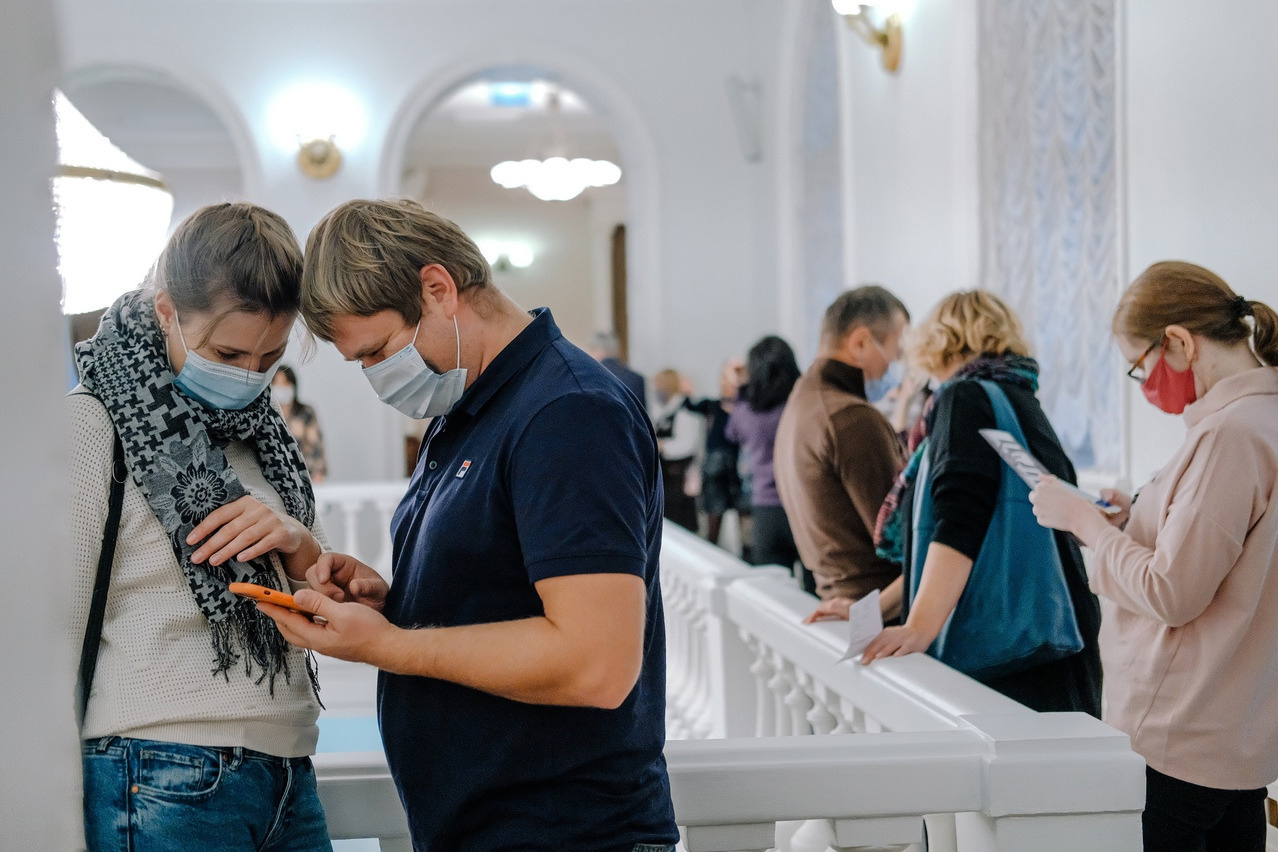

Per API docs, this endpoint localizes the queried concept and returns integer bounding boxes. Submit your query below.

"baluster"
[671,582,698,719]
[805,683,839,735]
[829,697,856,734]
[665,580,692,733]
[676,582,701,736]
[746,634,776,738]
[663,584,689,747]
[690,607,714,738]
[341,500,361,562]
[766,652,790,736]
[782,666,814,736]
[847,699,868,734]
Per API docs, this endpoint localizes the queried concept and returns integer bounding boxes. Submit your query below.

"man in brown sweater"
[774,286,908,620]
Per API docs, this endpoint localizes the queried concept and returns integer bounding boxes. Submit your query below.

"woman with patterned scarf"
[846,290,1102,714]
[71,203,333,851]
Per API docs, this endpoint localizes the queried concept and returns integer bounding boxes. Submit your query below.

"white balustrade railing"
[313,481,407,578]
[310,482,1146,852]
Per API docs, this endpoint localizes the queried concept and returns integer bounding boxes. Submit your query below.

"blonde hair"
[300,198,492,340]
[653,369,681,396]
[911,290,1031,376]
[1114,261,1278,366]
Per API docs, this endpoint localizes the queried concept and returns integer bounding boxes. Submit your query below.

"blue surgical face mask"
[362,315,468,419]
[172,316,278,411]
[865,358,907,404]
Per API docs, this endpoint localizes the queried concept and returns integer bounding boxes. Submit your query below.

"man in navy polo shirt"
[261,199,678,852]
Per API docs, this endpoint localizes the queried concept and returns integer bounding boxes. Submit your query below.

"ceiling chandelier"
[53,90,174,314]
[490,90,621,202]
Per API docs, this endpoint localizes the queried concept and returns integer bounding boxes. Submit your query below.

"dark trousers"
[750,504,815,594]
[660,457,698,531]
[1143,765,1267,852]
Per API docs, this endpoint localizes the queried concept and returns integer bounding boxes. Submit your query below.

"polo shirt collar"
[454,307,560,419]
[816,356,867,399]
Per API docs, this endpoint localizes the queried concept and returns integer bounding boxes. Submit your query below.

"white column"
[0,1,83,847]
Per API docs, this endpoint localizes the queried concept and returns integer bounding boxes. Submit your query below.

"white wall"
[418,167,598,349]
[163,166,245,231]
[58,0,787,474]
[773,0,979,361]
[838,0,980,327]
[1123,0,1278,485]
[0,0,84,845]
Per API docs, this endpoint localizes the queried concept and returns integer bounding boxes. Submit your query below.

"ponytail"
[1114,261,1276,363]
[1251,301,1278,366]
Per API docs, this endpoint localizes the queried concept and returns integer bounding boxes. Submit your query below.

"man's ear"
[840,325,872,365]
[419,264,460,317]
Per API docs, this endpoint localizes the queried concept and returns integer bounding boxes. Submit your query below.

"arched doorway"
[395,73,627,351]
[384,67,645,472]
[379,53,662,375]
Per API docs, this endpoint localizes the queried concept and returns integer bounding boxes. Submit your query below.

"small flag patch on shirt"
[456,460,472,478]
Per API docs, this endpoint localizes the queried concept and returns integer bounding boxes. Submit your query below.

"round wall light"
[266,82,367,179]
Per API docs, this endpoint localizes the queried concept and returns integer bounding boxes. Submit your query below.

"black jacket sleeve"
[926,381,1003,561]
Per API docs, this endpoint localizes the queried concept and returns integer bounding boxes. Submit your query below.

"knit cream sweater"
[70,393,322,757]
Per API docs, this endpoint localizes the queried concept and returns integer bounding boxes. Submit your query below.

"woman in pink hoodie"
[1032,261,1278,852]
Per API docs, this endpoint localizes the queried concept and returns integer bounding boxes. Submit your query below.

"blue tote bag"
[909,380,1083,681]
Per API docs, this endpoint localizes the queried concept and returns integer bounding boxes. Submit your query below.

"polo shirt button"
[428,460,438,470]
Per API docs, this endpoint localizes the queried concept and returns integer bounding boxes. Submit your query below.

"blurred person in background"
[272,365,327,483]
[588,330,646,407]
[775,286,909,619]
[683,359,746,548]
[727,335,808,589]
[650,368,704,531]
[855,290,1101,717]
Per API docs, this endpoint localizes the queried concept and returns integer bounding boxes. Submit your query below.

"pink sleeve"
[1089,427,1258,627]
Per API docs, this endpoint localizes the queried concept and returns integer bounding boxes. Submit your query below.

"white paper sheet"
[839,588,883,663]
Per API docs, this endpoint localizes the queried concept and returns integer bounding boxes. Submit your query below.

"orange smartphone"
[229,582,307,613]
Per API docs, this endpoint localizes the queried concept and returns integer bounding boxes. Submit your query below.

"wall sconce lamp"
[267,82,366,180]
[478,240,535,273]
[831,1,906,73]
[297,137,341,180]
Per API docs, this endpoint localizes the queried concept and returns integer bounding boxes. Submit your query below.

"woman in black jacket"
[860,290,1101,714]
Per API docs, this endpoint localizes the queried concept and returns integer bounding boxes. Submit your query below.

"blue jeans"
[83,737,332,852]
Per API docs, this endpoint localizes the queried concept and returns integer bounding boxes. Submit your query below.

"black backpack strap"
[77,431,126,726]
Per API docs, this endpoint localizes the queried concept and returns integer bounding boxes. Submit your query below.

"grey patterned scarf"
[76,289,317,695]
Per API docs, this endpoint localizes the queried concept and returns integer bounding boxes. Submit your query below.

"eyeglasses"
[1126,341,1161,382]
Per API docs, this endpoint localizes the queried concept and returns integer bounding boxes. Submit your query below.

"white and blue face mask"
[172,316,278,411]
[362,315,468,419]
[865,358,907,404]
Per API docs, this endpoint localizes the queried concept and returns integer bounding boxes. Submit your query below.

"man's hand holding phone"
[256,586,398,666]
[306,552,389,611]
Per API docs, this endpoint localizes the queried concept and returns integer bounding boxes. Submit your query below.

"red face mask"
[1141,346,1198,415]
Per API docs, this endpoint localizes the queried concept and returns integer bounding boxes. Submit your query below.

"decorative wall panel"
[801,3,846,357]
[979,0,1120,471]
